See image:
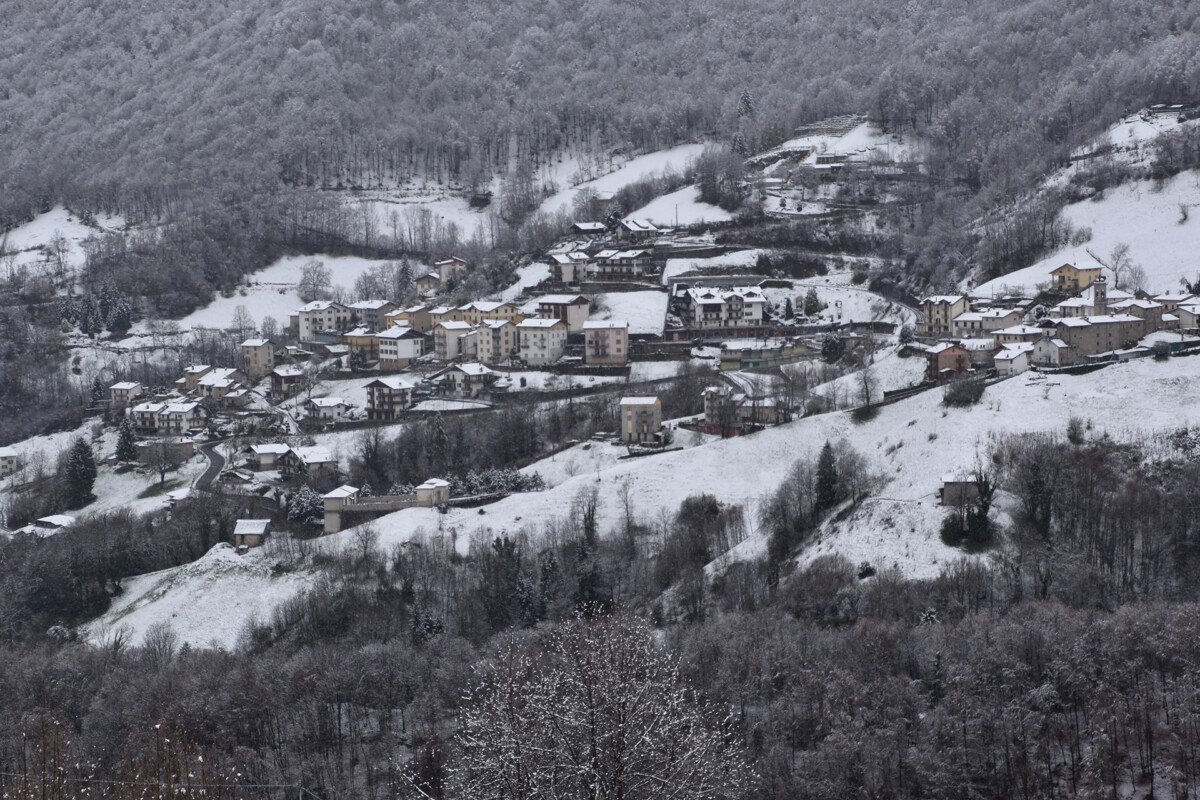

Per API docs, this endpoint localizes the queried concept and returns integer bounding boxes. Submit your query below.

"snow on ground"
[590,291,669,336]
[768,121,923,165]
[2,205,126,273]
[503,371,625,391]
[762,283,917,327]
[1073,111,1200,160]
[126,254,399,337]
[661,249,765,285]
[974,169,1200,298]
[347,191,491,242]
[83,353,1200,647]
[629,360,687,381]
[793,347,927,406]
[536,144,707,219]
[502,262,551,301]
[83,543,311,649]
[628,185,732,227]
[86,458,209,517]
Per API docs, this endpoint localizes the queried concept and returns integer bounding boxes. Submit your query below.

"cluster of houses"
[920,263,1199,380]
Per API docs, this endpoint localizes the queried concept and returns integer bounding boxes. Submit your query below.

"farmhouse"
[109,381,144,409]
[307,397,351,420]
[924,342,970,381]
[247,443,290,471]
[271,365,305,399]
[234,519,271,552]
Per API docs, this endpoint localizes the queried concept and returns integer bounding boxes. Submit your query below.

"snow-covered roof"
[132,401,167,413]
[298,301,342,312]
[429,305,455,315]
[479,319,513,330]
[349,299,393,310]
[323,485,359,499]
[994,325,1043,335]
[518,318,567,329]
[572,221,606,232]
[234,519,271,536]
[418,478,451,489]
[241,338,269,347]
[453,363,494,377]
[619,395,660,406]
[995,343,1035,360]
[163,401,202,414]
[536,294,589,305]
[184,364,211,375]
[686,286,766,305]
[958,338,997,351]
[251,443,290,455]
[368,376,416,390]
[308,397,348,407]
[462,301,510,313]
[273,365,304,377]
[0,446,18,458]
[594,249,620,260]
[344,326,374,337]
[953,309,1019,322]
[437,320,473,330]
[621,219,658,233]
[582,320,629,330]
[1109,298,1162,310]
[926,342,966,354]
[922,295,965,304]
[110,381,141,390]
[35,515,76,528]
[294,446,335,464]
[377,326,421,339]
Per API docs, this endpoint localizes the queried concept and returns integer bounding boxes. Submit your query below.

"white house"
[376,326,425,370]
[0,446,22,479]
[682,287,766,329]
[517,318,568,366]
[434,320,475,361]
[307,397,351,420]
[297,301,351,342]
[994,343,1034,376]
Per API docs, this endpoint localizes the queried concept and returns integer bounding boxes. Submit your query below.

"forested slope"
[3,0,1200,226]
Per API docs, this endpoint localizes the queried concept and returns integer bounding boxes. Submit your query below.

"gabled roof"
[367,376,416,390]
[251,443,290,455]
[437,320,473,331]
[583,320,628,330]
[518,318,567,329]
[309,397,348,407]
[323,485,359,499]
[994,325,1043,335]
[377,326,422,339]
[234,519,271,536]
[293,446,336,465]
[110,381,141,390]
[241,338,270,348]
[619,395,661,406]
[620,219,658,233]
[418,478,451,489]
[453,363,494,377]
[298,300,344,312]
[343,326,374,338]
[349,299,394,310]
[0,446,19,458]
[273,365,304,377]
[536,294,589,305]
[922,295,965,304]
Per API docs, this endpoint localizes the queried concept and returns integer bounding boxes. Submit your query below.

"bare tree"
[297,259,332,303]
[455,614,750,800]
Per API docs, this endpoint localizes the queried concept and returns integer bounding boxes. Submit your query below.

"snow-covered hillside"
[2,206,125,273]
[87,352,1200,648]
[536,144,707,219]
[974,169,1200,297]
[629,185,732,227]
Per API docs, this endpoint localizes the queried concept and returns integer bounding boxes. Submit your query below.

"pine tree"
[804,287,822,317]
[89,377,106,408]
[63,437,97,508]
[116,417,137,462]
[815,440,838,514]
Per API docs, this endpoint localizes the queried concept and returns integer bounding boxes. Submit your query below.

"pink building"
[582,321,629,366]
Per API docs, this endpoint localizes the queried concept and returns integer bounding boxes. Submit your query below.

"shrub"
[943,376,986,407]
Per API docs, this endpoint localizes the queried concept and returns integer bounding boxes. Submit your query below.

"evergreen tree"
[63,437,97,508]
[89,377,106,408]
[288,485,325,523]
[804,287,822,317]
[116,417,137,462]
[784,297,794,319]
[815,440,838,514]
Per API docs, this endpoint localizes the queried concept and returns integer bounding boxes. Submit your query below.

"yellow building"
[1050,263,1103,292]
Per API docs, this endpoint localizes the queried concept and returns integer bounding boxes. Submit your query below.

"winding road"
[194,442,226,490]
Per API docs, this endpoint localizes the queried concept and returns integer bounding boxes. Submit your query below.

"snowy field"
[761,283,917,327]
[662,249,765,285]
[761,121,924,167]
[589,291,670,336]
[628,185,732,227]
[1,206,126,274]
[501,262,550,301]
[1073,111,1200,160]
[536,144,707,219]
[125,254,399,338]
[82,351,1200,647]
[974,169,1200,297]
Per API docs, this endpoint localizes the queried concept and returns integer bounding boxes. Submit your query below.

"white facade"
[684,287,766,329]
[377,326,425,369]
[297,301,351,342]
[518,318,568,366]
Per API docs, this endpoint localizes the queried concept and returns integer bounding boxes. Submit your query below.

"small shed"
[234,519,272,552]
[416,478,451,507]
[939,474,981,507]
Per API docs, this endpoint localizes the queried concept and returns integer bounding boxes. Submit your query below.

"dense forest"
[4,0,1200,224]
[5,425,1200,798]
